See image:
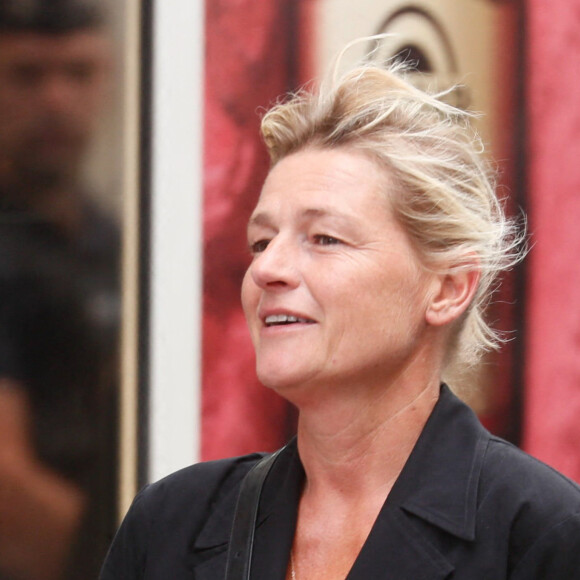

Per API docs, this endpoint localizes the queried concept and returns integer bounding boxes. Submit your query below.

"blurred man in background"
[0,1,119,578]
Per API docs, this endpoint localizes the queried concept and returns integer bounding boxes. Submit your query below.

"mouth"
[264,314,315,327]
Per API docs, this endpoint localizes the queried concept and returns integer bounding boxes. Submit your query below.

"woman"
[101,62,580,579]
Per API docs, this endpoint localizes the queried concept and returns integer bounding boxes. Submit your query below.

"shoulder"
[481,435,580,515]
[137,452,264,518]
[479,436,580,576]
[100,453,264,580]
[127,452,265,530]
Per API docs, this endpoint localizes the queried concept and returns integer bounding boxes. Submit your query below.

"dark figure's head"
[0,0,111,192]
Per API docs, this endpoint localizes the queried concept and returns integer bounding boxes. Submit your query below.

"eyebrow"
[248,207,352,228]
[247,211,271,228]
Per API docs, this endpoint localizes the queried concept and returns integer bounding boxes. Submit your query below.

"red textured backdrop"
[201,0,297,460]
[522,0,580,482]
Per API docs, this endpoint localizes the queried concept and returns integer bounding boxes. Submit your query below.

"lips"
[264,313,315,327]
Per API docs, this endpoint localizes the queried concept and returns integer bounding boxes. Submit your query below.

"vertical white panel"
[148,0,204,481]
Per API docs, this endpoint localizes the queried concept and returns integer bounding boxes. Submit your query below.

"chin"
[257,373,296,393]
[256,366,306,395]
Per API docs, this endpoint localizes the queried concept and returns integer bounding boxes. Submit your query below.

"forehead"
[0,29,110,66]
[255,147,391,212]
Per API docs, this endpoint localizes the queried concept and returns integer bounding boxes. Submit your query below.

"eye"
[249,239,271,254]
[10,64,43,88]
[313,234,341,246]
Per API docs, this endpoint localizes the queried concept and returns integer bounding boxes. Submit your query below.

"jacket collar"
[388,383,489,541]
[191,385,490,577]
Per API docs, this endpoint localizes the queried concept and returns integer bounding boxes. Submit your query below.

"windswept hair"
[260,56,525,367]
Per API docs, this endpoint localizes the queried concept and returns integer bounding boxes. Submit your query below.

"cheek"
[241,270,257,318]
[343,262,426,324]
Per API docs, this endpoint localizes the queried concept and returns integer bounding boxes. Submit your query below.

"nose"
[39,72,79,114]
[248,236,300,291]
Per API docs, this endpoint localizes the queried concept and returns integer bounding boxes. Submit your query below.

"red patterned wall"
[523,0,580,482]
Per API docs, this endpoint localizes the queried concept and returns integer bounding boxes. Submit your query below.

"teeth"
[265,314,311,326]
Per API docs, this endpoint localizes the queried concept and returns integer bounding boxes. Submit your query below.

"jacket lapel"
[188,474,239,580]
[348,508,454,580]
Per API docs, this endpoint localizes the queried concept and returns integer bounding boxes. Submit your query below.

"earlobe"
[425,267,480,327]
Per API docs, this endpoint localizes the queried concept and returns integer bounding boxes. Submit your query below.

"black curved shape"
[372,5,459,74]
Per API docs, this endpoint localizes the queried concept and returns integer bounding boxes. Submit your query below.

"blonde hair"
[260,62,524,367]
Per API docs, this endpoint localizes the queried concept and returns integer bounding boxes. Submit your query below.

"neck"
[295,368,441,500]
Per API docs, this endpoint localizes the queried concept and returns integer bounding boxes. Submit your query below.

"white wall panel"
[148,0,204,482]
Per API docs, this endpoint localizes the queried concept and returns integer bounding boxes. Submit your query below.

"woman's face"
[242,148,438,396]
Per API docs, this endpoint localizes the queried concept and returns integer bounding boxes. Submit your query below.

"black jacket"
[101,385,580,579]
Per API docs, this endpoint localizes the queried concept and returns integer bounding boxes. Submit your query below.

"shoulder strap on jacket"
[224,448,284,580]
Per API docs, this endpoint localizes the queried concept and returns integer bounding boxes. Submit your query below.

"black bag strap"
[224,448,284,580]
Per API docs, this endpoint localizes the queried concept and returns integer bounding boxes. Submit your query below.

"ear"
[425,264,480,327]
